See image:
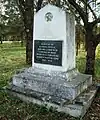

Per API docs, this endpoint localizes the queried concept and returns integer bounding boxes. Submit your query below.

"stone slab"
[33,4,76,72]
[11,67,92,101]
[7,85,97,118]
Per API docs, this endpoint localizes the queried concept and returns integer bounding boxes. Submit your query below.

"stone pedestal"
[7,67,97,118]
[7,83,97,117]
[11,67,92,102]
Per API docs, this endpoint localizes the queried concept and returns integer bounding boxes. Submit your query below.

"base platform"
[7,67,96,117]
[7,85,97,117]
[11,67,92,101]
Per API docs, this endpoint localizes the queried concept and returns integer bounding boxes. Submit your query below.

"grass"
[0,42,100,120]
[0,43,28,87]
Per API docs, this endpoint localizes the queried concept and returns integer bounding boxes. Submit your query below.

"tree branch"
[67,0,87,25]
[63,0,78,18]
[56,0,60,7]
[36,0,43,12]
[89,18,100,28]
[80,0,97,19]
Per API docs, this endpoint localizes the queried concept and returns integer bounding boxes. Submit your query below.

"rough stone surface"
[11,67,92,101]
[7,85,97,117]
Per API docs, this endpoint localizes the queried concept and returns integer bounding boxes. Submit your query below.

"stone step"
[7,85,97,118]
[73,85,97,105]
[12,68,92,100]
[63,85,97,117]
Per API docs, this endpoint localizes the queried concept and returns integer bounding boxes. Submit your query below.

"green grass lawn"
[0,42,100,120]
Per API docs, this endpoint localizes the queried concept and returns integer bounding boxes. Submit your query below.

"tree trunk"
[24,0,34,65]
[85,35,96,75]
[26,30,33,64]
[16,0,34,65]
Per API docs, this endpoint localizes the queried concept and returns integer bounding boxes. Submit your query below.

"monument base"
[11,67,92,101]
[6,67,96,117]
[7,85,97,118]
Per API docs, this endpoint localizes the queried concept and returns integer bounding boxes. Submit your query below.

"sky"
[0,1,5,15]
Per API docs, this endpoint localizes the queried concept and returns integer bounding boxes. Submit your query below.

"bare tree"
[67,0,100,75]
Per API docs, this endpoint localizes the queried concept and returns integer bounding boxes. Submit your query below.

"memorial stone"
[7,4,97,118]
[32,4,75,71]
